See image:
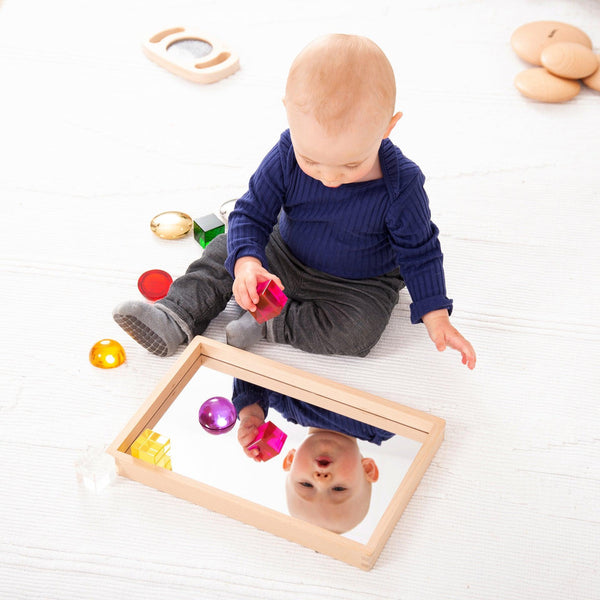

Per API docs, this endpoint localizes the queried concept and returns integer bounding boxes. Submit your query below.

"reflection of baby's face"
[283,429,378,534]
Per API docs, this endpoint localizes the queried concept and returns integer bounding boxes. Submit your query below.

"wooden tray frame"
[107,336,445,570]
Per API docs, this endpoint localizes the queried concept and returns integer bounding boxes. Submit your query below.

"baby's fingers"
[246,279,260,308]
[463,348,477,370]
[238,423,257,445]
[233,280,257,312]
[429,331,447,353]
[451,336,476,370]
[270,274,285,292]
[243,446,262,461]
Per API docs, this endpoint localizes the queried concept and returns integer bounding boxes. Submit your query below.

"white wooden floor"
[1,0,599,598]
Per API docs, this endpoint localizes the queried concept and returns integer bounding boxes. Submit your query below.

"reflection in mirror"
[166,39,213,60]
[155,366,422,543]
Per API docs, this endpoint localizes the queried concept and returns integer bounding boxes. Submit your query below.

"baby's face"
[283,429,377,533]
[286,102,386,188]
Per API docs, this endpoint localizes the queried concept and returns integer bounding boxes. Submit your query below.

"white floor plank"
[1,0,598,598]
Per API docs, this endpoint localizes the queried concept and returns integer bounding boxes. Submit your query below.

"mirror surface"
[167,39,213,60]
[155,366,422,543]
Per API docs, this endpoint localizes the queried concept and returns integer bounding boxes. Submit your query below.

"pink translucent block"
[251,280,288,324]
[247,421,287,461]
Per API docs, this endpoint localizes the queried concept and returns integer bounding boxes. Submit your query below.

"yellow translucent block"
[134,438,170,462]
[89,339,126,369]
[158,457,172,471]
[131,428,172,469]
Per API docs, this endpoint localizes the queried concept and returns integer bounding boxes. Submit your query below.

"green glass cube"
[193,214,225,248]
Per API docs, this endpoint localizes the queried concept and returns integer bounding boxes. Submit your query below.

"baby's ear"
[383,112,403,138]
[362,457,379,483]
[282,449,296,471]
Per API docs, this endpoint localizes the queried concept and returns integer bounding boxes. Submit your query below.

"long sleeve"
[384,171,453,323]
[224,137,288,276]
[232,378,271,418]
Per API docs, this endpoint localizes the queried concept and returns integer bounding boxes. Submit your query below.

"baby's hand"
[238,413,265,461]
[233,256,284,313]
[422,309,477,370]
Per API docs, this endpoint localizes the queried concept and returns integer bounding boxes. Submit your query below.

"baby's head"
[283,428,379,534]
[284,34,402,188]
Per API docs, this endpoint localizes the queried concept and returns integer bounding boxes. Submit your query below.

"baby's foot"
[112,301,186,357]
[225,312,266,349]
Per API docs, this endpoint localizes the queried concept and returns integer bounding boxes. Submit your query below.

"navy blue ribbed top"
[232,379,394,446]
[226,130,452,323]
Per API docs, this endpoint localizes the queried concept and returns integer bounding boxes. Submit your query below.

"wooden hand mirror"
[142,27,240,83]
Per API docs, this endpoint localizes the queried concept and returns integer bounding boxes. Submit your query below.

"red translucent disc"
[137,269,173,301]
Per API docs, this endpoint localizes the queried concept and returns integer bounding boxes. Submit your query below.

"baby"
[234,378,384,534]
[114,34,476,368]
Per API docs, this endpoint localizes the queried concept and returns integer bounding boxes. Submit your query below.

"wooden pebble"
[514,67,581,103]
[541,42,598,79]
[511,21,592,66]
[582,54,600,91]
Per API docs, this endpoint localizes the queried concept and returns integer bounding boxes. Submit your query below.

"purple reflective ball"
[198,396,237,435]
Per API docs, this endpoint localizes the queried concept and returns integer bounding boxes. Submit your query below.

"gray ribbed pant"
[158,229,404,357]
